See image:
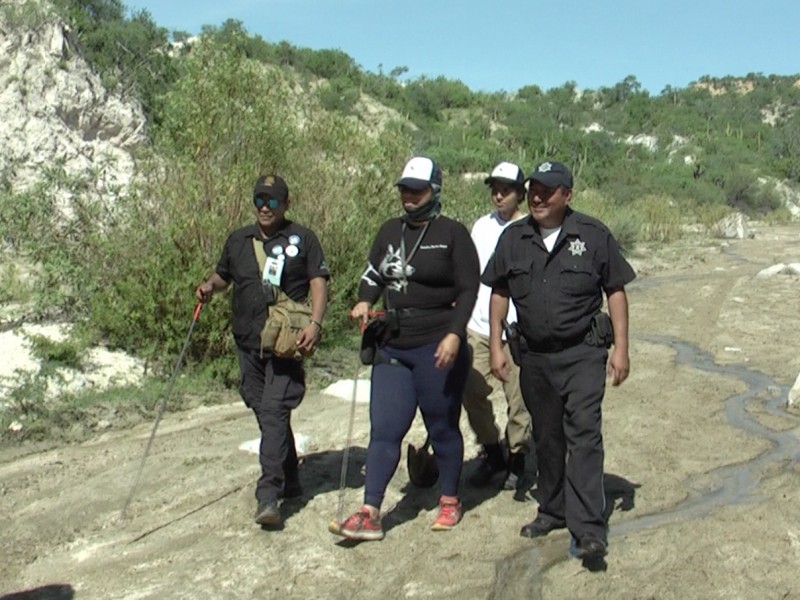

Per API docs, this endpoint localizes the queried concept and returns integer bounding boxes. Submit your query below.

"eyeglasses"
[254,196,284,210]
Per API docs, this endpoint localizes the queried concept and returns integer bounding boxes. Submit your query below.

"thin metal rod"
[120,302,203,520]
[336,372,359,526]
[334,313,383,527]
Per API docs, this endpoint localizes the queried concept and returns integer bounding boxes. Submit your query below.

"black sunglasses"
[254,196,284,210]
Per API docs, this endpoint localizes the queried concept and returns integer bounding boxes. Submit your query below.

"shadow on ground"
[279,445,369,523]
[0,585,75,600]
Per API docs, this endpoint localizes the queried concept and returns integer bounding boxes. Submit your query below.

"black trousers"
[236,349,306,503]
[519,342,608,543]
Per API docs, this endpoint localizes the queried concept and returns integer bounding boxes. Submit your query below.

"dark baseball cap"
[526,160,573,189]
[253,174,289,202]
[484,161,525,187]
[395,156,443,190]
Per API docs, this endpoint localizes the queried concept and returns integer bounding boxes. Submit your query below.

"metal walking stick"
[120,301,204,520]
[333,365,361,530]
[330,311,383,533]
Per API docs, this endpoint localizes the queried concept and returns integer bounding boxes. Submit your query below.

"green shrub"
[0,0,51,29]
[26,334,87,370]
[570,189,683,252]
[628,195,683,243]
[5,39,412,373]
[692,203,732,232]
[51,0,176,123]
[6,16,797,391]
[762,205,793,225]
[0,370,228,445]
[0,263,34,305]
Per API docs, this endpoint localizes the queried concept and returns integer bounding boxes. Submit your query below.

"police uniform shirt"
[216,221,329,351]
[481,208,635,346]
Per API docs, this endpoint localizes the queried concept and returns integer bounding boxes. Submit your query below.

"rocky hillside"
[0,0,146,197]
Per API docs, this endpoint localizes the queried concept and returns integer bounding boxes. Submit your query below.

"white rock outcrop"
[0,323,145,403]
[713,213,750,239]
[0,0,146,197]
[767,178,800,219]
[625,133,658,153]
[788,372,800,408]
[755,263,800,278]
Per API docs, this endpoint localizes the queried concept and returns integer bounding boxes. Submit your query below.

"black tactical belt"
[524,332,587,353]
[386,305,451,319]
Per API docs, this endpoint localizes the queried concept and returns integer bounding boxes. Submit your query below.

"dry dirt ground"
[2,224,800,600]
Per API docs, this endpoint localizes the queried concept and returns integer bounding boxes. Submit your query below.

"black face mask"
[402,185,442,223]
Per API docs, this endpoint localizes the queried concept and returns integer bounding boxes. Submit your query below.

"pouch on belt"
[586,312,614,348]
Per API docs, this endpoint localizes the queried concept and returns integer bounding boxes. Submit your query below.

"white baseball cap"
[396,156,442,190]
[484,161,525,186]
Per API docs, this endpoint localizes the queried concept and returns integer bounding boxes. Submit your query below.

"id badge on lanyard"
[262,254,285,287]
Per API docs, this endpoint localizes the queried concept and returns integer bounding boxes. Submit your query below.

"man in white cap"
[463,162,532,491]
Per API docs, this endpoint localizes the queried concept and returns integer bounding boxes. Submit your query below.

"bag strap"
[252,237,285,302]
[252,237,267,274]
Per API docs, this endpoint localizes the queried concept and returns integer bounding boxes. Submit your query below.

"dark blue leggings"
[364,340,469,509]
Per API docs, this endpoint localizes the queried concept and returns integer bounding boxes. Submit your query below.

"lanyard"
[397,220,431,294]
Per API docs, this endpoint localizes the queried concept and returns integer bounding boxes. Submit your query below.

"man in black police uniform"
[482,160,635,559]
[196,174,329,527]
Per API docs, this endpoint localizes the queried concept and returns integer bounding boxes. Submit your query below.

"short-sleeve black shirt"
[481,208,635,346]
[216,221,329,351]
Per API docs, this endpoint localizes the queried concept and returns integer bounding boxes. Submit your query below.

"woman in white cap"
[332,156,480,540]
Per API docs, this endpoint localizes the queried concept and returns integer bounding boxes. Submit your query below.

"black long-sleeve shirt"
[358,215,479,348]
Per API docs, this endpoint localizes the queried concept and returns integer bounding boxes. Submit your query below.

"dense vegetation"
[40,3,800,210]
[2,0,799,400]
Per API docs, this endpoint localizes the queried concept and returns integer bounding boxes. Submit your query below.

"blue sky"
[126,0,800,95]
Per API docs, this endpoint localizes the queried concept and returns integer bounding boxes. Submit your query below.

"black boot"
[254,499,281,526]
[468,443,506,487]
[503,452,525,490]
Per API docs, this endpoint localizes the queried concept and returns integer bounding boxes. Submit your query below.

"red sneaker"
[332,507,384,541]
[431,496,462,531]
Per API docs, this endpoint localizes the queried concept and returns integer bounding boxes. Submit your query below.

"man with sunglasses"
[481,160,635,560]
[463,162,532,492]
[196,174,329,528]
